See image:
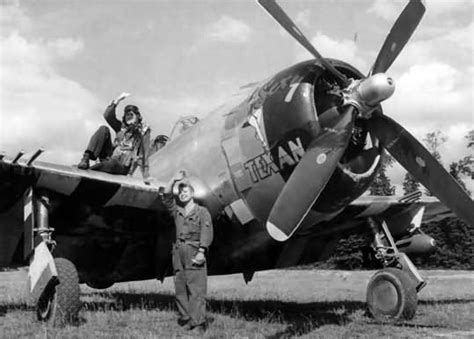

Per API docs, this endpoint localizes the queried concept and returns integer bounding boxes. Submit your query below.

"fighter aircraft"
[1,0,473,326]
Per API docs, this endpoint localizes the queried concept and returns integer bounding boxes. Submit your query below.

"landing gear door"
[28,241,57,302]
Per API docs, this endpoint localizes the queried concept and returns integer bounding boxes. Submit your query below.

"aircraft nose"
[249,70,320,180]
[356,73,395,108]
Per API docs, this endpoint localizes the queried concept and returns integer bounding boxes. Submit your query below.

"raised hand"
[113,92,131,105]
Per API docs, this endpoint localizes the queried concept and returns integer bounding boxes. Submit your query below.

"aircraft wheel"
[86,280,114,290]
[36,258,81,326]
[366,267,417,322]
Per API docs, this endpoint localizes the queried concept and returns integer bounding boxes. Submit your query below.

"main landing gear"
[365,217,425,322]
[28,194,81,326]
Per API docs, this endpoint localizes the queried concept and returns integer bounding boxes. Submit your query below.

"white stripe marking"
[24,189,32,222]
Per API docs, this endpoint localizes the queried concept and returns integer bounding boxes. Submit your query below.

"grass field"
[1,269,473,338]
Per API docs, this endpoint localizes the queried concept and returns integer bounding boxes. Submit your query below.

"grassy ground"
[1,269,473,338]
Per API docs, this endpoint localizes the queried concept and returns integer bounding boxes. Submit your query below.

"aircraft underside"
[46,196,345,286]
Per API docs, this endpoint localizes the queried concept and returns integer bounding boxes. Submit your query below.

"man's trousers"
[172,242,207,327]
[85,125,129,175]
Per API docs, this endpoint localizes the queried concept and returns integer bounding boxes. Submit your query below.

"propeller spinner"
[258,0,474,241]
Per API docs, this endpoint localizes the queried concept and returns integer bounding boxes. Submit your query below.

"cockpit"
[169,115,200,140]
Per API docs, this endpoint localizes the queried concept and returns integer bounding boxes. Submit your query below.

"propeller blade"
[371,0,425,74]
[266,107,354,241]
[257,0,350,88]
[367,114,474,226]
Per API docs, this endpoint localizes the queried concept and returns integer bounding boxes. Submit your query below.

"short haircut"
[178,181,194,194]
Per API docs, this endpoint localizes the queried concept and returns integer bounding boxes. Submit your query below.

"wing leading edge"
[349,194,454,224]
[0,154,164,210]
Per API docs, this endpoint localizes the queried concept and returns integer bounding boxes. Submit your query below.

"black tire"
[85,280,114,290]
[36,258,81,326]
[366,267,417,322]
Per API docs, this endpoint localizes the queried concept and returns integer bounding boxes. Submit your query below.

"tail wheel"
[36,258,81,326]
[366,267,417,322]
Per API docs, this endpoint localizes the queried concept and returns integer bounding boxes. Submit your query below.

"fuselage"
[148,59,382,228]
[9,59,385,285]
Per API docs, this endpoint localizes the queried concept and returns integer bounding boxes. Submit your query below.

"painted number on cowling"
[285,83,300,103]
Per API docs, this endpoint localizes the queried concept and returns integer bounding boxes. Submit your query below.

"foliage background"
[320,218,473,270]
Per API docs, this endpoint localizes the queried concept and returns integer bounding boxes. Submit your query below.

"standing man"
[160,171,213,334]
[77,92,151,182]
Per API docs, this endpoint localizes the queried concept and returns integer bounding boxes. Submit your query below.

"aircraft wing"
[350,193,453,222]
[325,193,456,237]
[0,153,164,211]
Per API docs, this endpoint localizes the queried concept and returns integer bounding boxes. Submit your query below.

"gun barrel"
[27,148,44,166]
[12,150,25,164]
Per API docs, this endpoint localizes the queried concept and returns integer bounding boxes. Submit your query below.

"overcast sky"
[0,0,472,193]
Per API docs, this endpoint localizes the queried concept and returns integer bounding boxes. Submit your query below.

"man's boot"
[78,152,90,169]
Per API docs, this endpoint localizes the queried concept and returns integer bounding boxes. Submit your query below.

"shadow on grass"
[2,296,473,336]
[86,293,360,336]
[0,303,30,316]
[81,293,474,337]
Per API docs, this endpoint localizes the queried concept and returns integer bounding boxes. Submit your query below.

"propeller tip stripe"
[266,221,289,242]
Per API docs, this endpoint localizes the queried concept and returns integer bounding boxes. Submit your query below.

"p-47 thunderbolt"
[1,0,473,325]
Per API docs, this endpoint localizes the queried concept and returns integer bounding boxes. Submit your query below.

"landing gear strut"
[28,193,81,326]
[366,217,425,322]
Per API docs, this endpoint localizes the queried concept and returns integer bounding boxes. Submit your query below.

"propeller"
[257,0,350,88]
[267,107,354,241]
[367,114,474,226]
[366,0,474,227]
[258,0,473,242]
[370,0,425,75]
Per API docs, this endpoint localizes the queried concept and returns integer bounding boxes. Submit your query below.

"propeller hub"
[343,73,395,118]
